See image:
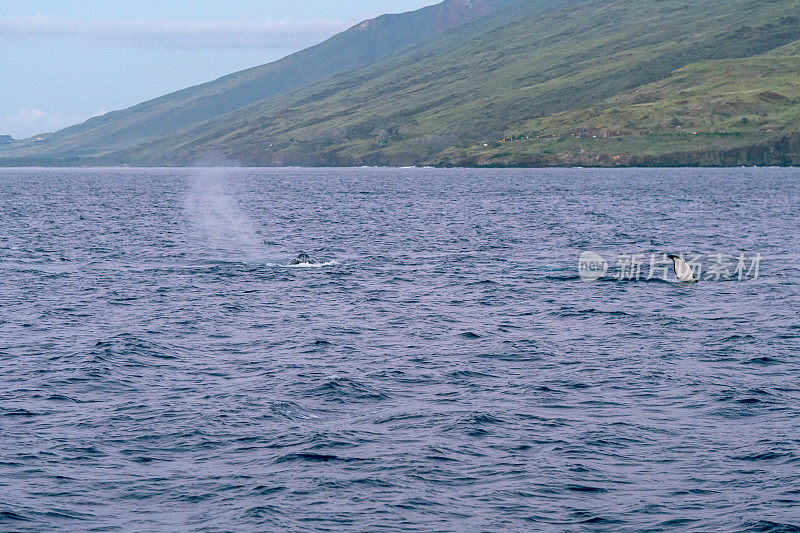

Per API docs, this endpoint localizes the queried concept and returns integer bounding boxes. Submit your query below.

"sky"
[0,0,435,138]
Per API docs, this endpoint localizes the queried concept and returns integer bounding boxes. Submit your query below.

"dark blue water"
[1,167,799,531]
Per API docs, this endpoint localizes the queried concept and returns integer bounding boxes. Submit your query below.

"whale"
[668,254,698,283]
[291,253,316,265]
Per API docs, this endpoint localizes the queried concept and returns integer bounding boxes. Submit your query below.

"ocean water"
[1,167,798,532]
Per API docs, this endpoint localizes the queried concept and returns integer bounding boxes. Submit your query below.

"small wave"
[744,520,800,532]
[469,413,505,425]
[0,510,32,523]
[737,398,764,404]
[711,334,758,344]
[274,453,362,464]
[306,376,389,403]
[46,394,92,404]
[733,451,792,462]
[2,408,42,417]
[745,356,784,365]
[566,484,610,493]
[91,334,180,362]
[449,369,497,379]
[544,274,584,281]
[373,411,427,425]
[543,274,683,284]
[559,308,632,317]
[244,506,283,519]
[251,485,286,496]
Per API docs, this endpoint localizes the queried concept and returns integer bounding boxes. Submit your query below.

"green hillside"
[4,0,800,167]
[444,54,800,166]
[0,0,518,160]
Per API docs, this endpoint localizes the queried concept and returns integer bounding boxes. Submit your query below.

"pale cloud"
[0,108,100,138]
[0,15,349,49]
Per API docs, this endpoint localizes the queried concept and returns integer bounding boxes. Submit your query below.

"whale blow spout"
[668,254,699,283]
[291,253,316,265]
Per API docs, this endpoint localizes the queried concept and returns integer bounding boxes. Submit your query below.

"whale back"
[292,253,314,265]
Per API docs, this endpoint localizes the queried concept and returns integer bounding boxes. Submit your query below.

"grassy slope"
[0,0,518,159]
[119,0,800,167]
[111,0,578,164]
[442,54,800,166]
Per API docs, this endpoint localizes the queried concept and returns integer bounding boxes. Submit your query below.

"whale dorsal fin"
[668,255,698,283]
